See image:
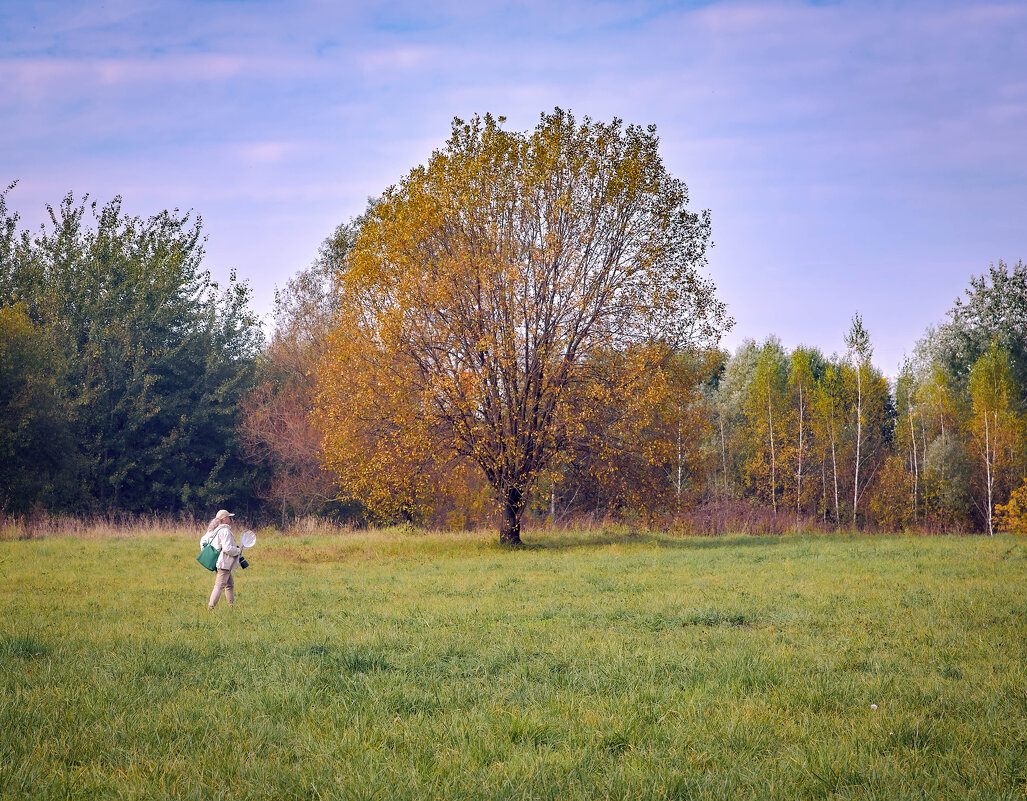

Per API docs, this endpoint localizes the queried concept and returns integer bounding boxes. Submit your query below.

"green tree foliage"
[787,346,824,519]
[715,339,760,495]
[0,188,262,515]
[715,322,892,530]
[994,480,1027,533]
[0,304,72,512]
[745,339,788,513]
[843,313,893,526]
[894,358,923,525]
[899,266,1027,532]
[923,435,975,529]
[934,260,1027,398]
[810,361,847,525]
[968,343,1021,535]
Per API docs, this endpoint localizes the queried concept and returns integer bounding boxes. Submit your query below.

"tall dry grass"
[0,500,983,542]
[0,512,202,541]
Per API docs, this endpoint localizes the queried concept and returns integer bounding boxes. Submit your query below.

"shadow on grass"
[511,531,796,552]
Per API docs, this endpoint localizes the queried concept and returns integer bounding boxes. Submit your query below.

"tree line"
[247,252,1026,536]
[712,280,1027,535]
[2,113,1025,536]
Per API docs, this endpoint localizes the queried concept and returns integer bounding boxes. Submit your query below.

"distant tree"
[317,111,730,543]
[715,340,761,495]
[844,313,872,527]
[934,260,1027,400]
[994,480,1027,534]
[548,346,719,521]
[240,223,353,524]
[0,304,71,512]
[895,358,923,524]
[538,345,677,520]
[865,455,914,532]
[663,349,721,513]
[788,346,823,519]
[911,264,1027,533]
[923,435,974,529]
[811,362,846,525]
[968,343,1021,535]
[0,190,262,514]
[745,339,788,513]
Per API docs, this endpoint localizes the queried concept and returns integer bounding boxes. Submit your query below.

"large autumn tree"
[317,110,730,543]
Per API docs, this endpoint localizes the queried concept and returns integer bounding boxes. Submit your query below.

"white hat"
[215,509,235,520]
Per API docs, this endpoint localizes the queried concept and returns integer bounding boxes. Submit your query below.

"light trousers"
[208,568,235,609]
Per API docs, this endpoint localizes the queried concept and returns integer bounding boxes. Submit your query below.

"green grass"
[1,529,1026,800]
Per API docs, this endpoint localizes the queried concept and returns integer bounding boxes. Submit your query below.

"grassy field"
[1,528,1025,800]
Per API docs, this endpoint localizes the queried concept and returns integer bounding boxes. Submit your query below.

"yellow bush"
[994,481,1027,534]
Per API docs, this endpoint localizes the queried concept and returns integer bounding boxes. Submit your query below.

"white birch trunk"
[821,455,828,524]
[676,406,683,513]
[768,393,777,514]
[830,416,840,526]
[719,412,728,494]
[907,389,918,524]
[852,364,863,527]
[796,383,804,519]
[984,410,993,536]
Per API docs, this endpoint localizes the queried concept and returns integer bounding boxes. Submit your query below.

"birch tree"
[968,343,1020,535]
[895,358,922,524]
[845,313,873,527]
[746,339,788,513]
[788,346,820,519]
[812,363,846,525]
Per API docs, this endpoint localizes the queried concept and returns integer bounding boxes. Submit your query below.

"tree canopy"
[933,259,1027,398]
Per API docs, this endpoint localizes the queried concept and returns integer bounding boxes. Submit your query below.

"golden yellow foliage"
[994,481,1027,534]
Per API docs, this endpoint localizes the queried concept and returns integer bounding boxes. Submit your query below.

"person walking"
[201,509,244,610]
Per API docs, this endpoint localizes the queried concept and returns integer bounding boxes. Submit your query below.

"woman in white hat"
[200,509,244,610]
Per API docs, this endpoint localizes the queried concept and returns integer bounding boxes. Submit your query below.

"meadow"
[1,526,1025,800]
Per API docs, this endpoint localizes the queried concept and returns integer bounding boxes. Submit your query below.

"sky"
[2,0,1025,374]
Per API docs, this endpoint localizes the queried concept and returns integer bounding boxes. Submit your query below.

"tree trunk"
[796,383,804,520]
[719,412,729,494]
[852,366,862,528]
[830,417,840,527]
[676,407,683,513]
[500,485,525,545]
[984,411,993,536]
[768,394,777,514]
[821,455,827,524]
[907,393,918,525]
[920,416,928,484]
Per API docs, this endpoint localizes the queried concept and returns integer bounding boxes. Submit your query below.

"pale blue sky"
[2,0,1025,372]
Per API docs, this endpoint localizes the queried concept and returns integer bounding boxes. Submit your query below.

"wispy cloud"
[0,54,248,89]
[1,0,1025,371]
[235,141,299,165]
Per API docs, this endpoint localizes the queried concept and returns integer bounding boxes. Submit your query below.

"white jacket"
[200,524,242,571]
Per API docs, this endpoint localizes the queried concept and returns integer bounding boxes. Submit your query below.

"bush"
[994,481,1027,534]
